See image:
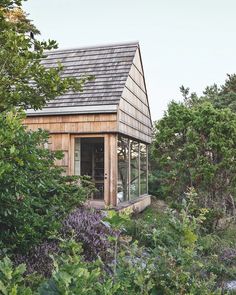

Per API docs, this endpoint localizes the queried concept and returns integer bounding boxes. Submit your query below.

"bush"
[61,208,116,263]
[124,194,224,294]
[1,198,226,295]
[14,239,60,278]
[14,207,117,277]
[198,226,236,284]
[38,241,116,295]
[0,257,33,295]
[2,241,157,295]
[152,98,236,214]
[0,111,90,254]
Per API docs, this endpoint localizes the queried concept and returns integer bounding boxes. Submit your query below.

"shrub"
[124,193,224,294]
[0,257,33,295]
[38,241,116,295]
[14,239,60,278]
[61,208,116,262]
[152,97,236,215]
[198,228,236,284]
[14,207,117,277]
[2,200,226,295]
[39,239,157,295]
[0,111,91,254]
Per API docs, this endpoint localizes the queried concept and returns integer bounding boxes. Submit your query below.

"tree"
[0,0,92,253]
[153,82,236,215]
[180,74,236,113]
[0,110,92,252]
[0,0,89,111]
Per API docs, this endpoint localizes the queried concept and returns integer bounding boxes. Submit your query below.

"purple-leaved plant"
[14,240,59,277]
[14,207,116,276]
[61,207,116,262]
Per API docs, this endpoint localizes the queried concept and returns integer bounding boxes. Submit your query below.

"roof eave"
[26,104,118,116]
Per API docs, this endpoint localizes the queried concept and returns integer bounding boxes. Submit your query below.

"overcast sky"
[23,0,236,121]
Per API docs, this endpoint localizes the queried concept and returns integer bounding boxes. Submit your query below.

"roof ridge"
[45,41,139,54]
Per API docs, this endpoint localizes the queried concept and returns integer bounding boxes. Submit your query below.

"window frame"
[117,135,148,202]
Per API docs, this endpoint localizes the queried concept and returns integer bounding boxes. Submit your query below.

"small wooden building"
[25,42,152,210]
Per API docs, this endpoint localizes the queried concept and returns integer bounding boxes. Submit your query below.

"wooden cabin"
[25,42,152,211]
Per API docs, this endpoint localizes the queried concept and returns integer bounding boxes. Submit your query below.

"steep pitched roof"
[27,42,139,115]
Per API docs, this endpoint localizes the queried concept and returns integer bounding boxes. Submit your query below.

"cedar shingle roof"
[40,42,139,110]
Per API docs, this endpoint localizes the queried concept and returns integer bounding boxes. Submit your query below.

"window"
[74,137,104,200]
[117,137,129,202]
[117,136,148,202]
[130,140,139,199]
[140,143,148,195]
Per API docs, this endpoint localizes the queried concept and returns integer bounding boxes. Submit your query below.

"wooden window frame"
[118,135,148,202]
[70,133,117,207]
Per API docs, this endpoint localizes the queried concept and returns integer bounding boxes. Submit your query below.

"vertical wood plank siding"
[24,43,152,207]
[24,113,118,175]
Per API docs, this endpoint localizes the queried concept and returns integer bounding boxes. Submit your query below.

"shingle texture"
[41,42,138,109]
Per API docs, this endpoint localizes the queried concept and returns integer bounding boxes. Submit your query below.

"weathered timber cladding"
[24,113,118,175]
[25,42,152,206]
[25,113,118,133]
[118,48,152,143]
[26,42,152,143]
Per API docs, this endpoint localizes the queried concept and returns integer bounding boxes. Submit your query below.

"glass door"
[74,137,104,200]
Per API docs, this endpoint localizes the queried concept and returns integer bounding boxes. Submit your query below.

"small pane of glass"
[130,140,139,199]
[117,136,129,202]
[74,138,81,176]
[140,143,147,195]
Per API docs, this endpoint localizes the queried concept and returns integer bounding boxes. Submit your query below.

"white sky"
[23,0,236,121]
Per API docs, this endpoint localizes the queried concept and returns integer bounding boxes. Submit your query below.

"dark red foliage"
[61,207,115,262]
[14,207,116,276]
[14,240,59,277]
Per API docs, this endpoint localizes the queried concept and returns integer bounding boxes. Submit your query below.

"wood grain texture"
[109,134,118,206]
[24,113,118,133]
[23,44,152,206]
[24,114,118,186]
[104,134,110,206]
[118,48,152,143]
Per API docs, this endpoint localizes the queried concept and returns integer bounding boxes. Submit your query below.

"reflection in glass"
[75,137,104,200]
[130,140,139,199]
[117,136,129,202]
[140,143,147,195]
[117,136,148,203]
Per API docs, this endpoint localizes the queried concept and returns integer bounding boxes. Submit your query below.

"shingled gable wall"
[118,47,152,143]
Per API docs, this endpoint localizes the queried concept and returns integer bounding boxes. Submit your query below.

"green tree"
[153,96,236,214]
[0,0,89,111]
[0,0,92,253]
[0,110,91,252]
[180,74,236,112]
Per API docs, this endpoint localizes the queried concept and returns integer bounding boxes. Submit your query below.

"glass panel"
[140,143,147,195]
[74,138,81,175]
[130,140,139,199]
[81,140,93,177]
[93,142,104,182]
[77,137,104,200]
[117,136,129,202]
